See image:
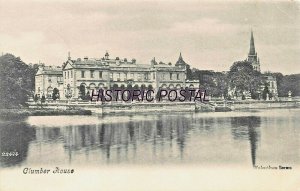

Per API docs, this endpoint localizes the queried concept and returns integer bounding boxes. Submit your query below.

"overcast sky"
[0,0,299,74]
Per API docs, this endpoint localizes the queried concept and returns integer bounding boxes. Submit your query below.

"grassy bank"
[0,108,91,120]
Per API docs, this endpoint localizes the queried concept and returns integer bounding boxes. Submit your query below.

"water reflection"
[0,122,36,167]
[231,116,261,166]
[57,115,191,163]
[0,109,299,168]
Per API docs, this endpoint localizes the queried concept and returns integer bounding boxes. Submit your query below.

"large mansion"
[35,53,199,100]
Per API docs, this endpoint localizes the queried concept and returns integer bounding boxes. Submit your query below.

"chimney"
[132,58,136,64]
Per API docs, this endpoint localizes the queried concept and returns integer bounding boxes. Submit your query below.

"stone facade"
[35,66,63,98]
[261,75,278,99]
[60,52,199,100]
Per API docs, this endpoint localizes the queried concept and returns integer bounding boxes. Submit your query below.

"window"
[64,72,66,79]
[67,71,69,79]
[177,73,179,80]
[153,73,155,80]
[48,77,52,83]
[90,70,94,78]
[170,73,172,80]
[81,71,85,78]
[99,71,102,79]
[71,71,72,78]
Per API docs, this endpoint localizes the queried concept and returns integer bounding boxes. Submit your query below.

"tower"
[247,30,260,72]
[175,52,187,67]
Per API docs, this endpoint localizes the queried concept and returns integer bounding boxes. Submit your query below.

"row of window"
[81,70,102,79]
[162,73,180,80]
[64,70,74,79]
[109,73,150,81]
[269,81,276,88]
[64,70,102,79]
[48,76,63,83]
[65,70,182,81]
[81,71,151,81]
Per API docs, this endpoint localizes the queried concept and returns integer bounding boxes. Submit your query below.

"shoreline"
[0,108,91,120]
[0,100,299,118]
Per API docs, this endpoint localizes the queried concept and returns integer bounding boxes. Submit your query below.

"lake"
[0,108,299,168]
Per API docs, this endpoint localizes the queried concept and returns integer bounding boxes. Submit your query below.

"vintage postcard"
[0,0,299,190]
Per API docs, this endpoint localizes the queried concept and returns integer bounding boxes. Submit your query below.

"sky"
[0,0,299,74]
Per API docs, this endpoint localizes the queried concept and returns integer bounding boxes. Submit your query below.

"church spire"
[249,30,256,55]
[247,30,260,72]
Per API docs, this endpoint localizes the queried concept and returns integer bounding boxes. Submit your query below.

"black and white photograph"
[0,0,299,190]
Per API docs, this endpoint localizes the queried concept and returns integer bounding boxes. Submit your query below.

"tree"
[65,84,72,100]
[195,70,228,98]
[52,88,59,100]
[186,64,193,80]
[265,72,300,97]
[228,61,262,99]
[262,84,270,100]
[279,74,300,97]
[0,54,37,108]
[213,72,228,98]
[41,94,46,103]
[85,91,91,101]
[34,94,39,102]
[79,84,86,100]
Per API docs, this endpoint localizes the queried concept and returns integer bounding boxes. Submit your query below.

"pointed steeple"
[176,52,186,66]
[247,30,260,72]
[249,30,256,55]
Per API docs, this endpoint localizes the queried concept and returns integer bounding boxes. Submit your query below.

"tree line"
[186,61,300,99]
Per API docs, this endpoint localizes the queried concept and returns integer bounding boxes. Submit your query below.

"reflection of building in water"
[42,115,192,163]
[34,127,61,142]
[230,116,261,166]
[0,122,36,167]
